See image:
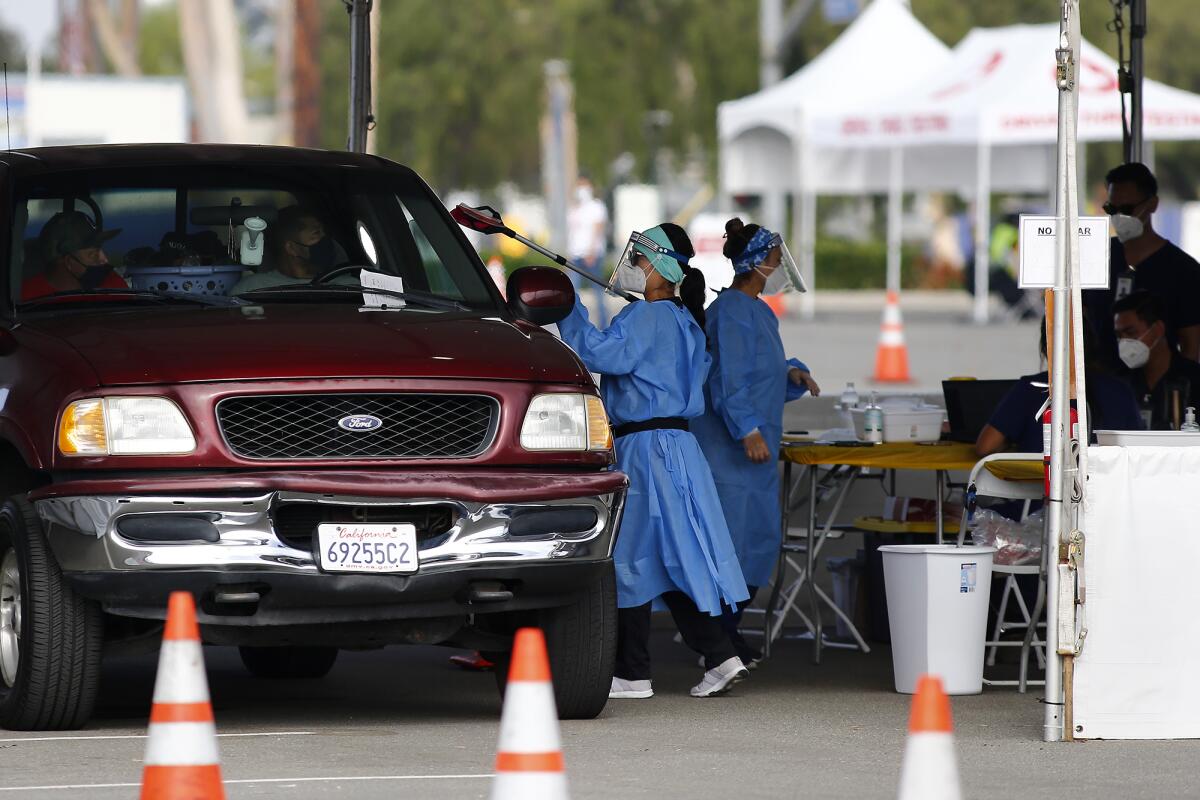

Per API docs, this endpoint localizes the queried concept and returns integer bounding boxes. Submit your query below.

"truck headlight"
[58,397,196,456]
[520,393,612,451]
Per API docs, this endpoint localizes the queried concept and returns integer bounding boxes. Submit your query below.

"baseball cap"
[39,211,121,261]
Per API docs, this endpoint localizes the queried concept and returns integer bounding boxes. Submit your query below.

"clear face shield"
[609,231,689,295]
[751,234,806,295]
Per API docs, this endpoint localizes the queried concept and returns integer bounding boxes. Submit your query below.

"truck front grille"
[216,393,497,460]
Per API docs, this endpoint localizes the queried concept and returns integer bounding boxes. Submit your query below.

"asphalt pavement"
[0,634,1193,799]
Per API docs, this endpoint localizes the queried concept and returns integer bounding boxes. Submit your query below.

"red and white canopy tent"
[807,23,1200,322]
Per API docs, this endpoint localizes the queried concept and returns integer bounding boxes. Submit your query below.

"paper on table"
[360,269,405,308]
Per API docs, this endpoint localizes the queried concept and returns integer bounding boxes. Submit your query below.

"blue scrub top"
[690,290,808,588]
[557,296,748,614]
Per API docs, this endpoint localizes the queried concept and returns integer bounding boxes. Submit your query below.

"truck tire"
[0,498,103,731]
[239,646,339,679]
[488,564,617,720]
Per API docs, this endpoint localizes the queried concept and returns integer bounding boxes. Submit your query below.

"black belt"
[613,417,689,439]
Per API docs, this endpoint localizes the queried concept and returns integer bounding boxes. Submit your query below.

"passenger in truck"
[230,205,335,294]
[21,210,129,300]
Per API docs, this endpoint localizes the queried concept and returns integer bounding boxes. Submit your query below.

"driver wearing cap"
[21,210,128,300]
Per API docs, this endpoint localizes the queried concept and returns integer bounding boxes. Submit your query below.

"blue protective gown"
[557,296,749,614]
[690,290,809,588]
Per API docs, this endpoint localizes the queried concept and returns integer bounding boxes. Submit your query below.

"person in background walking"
[567,174,611,327]
[557,222,750,699]
[691,218,819,666]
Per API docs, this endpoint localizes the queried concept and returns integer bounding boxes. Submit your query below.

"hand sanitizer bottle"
[1182,407,1200,432]
[865,392,884,443]
[840,382,859,409]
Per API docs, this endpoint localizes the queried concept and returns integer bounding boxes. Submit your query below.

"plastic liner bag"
[969,508,1044,566]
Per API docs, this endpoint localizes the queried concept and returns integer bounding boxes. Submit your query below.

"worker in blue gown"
[691,217,820,665]
[557,222,751,700]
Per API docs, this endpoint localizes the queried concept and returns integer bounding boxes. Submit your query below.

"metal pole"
[347,0,373,153]
[886,146,904,295]
[1044,0,1082,744]
[972,142,991,325]
[760,0,784,88]
[1129,0,1146,162]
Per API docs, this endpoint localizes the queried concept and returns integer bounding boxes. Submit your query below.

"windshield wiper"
[235,283,470,311]
[18,289,243,309]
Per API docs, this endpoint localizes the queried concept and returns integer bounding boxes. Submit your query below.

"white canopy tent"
[809,23,1200,322]
[717,0,952,317]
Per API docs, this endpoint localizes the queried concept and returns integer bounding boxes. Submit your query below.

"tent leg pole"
[973,142,991,325]
[886,146,904,295]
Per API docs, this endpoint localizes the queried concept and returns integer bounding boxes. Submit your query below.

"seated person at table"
[21,210,129,300]
[976,318,1143,457]
[1113,291,1200,430]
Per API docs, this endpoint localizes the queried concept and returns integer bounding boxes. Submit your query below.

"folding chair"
[956,452,1046,692]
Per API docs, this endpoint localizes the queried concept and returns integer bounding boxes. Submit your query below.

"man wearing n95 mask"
[1084,162,1200,367]
[1113,291,1200,431]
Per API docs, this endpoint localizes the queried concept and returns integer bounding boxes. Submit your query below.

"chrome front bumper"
[36,490,623,576]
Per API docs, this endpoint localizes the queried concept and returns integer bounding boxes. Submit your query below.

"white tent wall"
[717,0,953,316]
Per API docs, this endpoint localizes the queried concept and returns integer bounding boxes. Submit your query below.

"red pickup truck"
[0,144,624,729]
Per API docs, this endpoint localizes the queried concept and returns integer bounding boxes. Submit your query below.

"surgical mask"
[297,237,336,269]
[575,186,593,204]
[611,262,648,295]
[756,262,790,295]
[1118,333,1154,369]
[1111,214,1145,244]
[79,265,113,290]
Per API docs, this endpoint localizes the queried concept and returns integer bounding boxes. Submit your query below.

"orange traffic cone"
[873,290,911,383]
[491,628,568,800]
[896,674,961,800]
[487,256,507,299]
[140,592,225,800]
[762,293,786,318]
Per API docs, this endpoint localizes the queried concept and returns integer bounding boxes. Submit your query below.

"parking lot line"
[0,774,492,792]
[0,731,315,743]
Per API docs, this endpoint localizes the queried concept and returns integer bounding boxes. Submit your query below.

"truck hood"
[22,304,588,386]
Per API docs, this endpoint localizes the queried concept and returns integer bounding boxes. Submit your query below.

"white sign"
[1018,215,1111,289]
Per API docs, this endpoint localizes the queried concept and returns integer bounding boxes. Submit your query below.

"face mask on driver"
[79,264,113,290]
[1111,214,1145,244]
[611,261,649,295]
[298,236,336,269]
[1118,332,1156,369]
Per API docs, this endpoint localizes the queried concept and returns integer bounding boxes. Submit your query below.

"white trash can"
[879,544,995,695]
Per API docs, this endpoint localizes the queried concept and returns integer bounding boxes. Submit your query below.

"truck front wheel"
[487,564,617,720]
[0,499,103,731]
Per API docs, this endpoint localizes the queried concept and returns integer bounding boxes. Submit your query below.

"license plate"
[316,523,418,574]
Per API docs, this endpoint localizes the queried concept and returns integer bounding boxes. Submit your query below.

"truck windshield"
[9,164,498,312]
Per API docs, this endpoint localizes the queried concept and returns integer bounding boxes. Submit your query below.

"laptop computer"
[941,379,1019,443]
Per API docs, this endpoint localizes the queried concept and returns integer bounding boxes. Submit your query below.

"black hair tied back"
[722,217,760,261]
[679,265,707,334]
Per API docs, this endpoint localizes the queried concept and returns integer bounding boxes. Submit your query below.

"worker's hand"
[789,367,820,397]
[743,430,772,464]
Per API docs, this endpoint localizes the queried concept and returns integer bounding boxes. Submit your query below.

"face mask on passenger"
[296,236,336,269]
[79,265,113,290]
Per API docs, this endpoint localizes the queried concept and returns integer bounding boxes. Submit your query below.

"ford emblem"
[338,414,384,432]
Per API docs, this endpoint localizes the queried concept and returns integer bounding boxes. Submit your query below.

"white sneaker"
[609,677,653,699]
[699,654,762,670]
[690,657,748,697]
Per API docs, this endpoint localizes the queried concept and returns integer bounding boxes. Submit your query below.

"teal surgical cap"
[632,225,686,284]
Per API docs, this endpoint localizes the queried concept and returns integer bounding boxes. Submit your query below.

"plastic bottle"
[1182,407,1200,432]
[864,392,884,443]
[840,382,859,409]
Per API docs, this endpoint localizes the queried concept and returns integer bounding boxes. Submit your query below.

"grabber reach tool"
[451,204,637,303]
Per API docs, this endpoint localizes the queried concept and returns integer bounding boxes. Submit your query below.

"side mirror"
[506,266,575,326]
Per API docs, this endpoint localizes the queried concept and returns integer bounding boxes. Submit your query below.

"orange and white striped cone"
[762,293,786,318]
[896,674,961,800]
[874,290,911,383]
[487,256,507,299]
[140,592,225,800]
[490,627,568,800]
